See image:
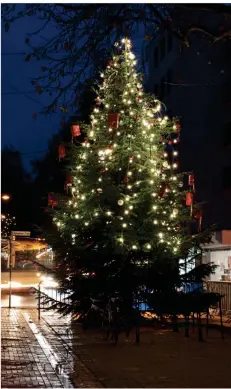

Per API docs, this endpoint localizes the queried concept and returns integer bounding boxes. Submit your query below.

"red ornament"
[71,124,81,140]
[186,192,193,206]
[194,209,203,232]
[48,193,58,208]
[64,175,72,192]
[159,184,169,198]
[168,140,173,145]
[95,97,101,106]
[58,144,66,160]
[108,113,120,129]
[66,175,72,185]
[188,174,195,187]
[124,178,129,183]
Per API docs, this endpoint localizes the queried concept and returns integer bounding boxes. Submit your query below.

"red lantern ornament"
[95,97,101,106]
[71,124,81,141]
[194,209,203,232]
[186,192,193,206]
[64,175,72,192]
[48,192,58,208]
[108,113,120,129]
[58,144,66,161]
[124,177,129,183]
[188,174,195,190]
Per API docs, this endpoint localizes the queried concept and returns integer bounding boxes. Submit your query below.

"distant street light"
[2,194,11,201]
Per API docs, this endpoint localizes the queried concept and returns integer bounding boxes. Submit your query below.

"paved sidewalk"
[1,308,73,388]
[1,308,103,388]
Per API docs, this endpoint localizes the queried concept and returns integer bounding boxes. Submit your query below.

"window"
[168,33,173,52]
[160,77,165,99]
[223,123,231,146]
[160,37,165,60]
[222,166,231,190]
[154,84,159,96]
[166,69,173,96]
[154,47,158,68]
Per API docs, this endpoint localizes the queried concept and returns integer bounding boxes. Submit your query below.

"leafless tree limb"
[2,3,231,115]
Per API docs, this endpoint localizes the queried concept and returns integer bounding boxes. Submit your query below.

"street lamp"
[2,194,11,201]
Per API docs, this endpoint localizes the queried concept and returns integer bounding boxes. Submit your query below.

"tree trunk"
[197,312,203,342]
[206,308,209,336]
[184,315,189,337]
[219,299,224,341]
[172,313,179,332]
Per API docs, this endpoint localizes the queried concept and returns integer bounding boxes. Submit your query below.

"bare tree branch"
[2,4,231,115]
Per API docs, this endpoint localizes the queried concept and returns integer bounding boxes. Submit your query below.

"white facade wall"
[203,249,231,282]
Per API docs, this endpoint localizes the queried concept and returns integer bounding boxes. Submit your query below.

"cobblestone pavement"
[1,308,103,388]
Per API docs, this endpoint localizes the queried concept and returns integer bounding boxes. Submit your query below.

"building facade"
[145,14,231,229]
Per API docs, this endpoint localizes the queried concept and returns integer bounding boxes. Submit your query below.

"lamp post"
[37,273,42,320]
[1,194,13,308]
[9,232,15,309]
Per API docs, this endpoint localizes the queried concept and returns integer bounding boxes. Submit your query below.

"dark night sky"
[2,13,60,171]
[2,10,144,172]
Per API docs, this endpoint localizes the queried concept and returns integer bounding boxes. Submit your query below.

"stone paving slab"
[1,308,104,389]
[28,310,104,388]
[1,309,70,388]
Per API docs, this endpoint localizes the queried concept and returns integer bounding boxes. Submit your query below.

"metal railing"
[32,286,72,320]
[204,281,231,312]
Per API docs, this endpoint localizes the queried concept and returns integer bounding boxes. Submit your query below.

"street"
[1,270,70,308]
[1,270,40,287]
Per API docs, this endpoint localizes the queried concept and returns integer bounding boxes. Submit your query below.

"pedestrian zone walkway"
[1,308,102,388]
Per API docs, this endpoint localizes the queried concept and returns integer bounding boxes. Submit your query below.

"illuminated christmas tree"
[49,38,214,315]
[1,213,16,238]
